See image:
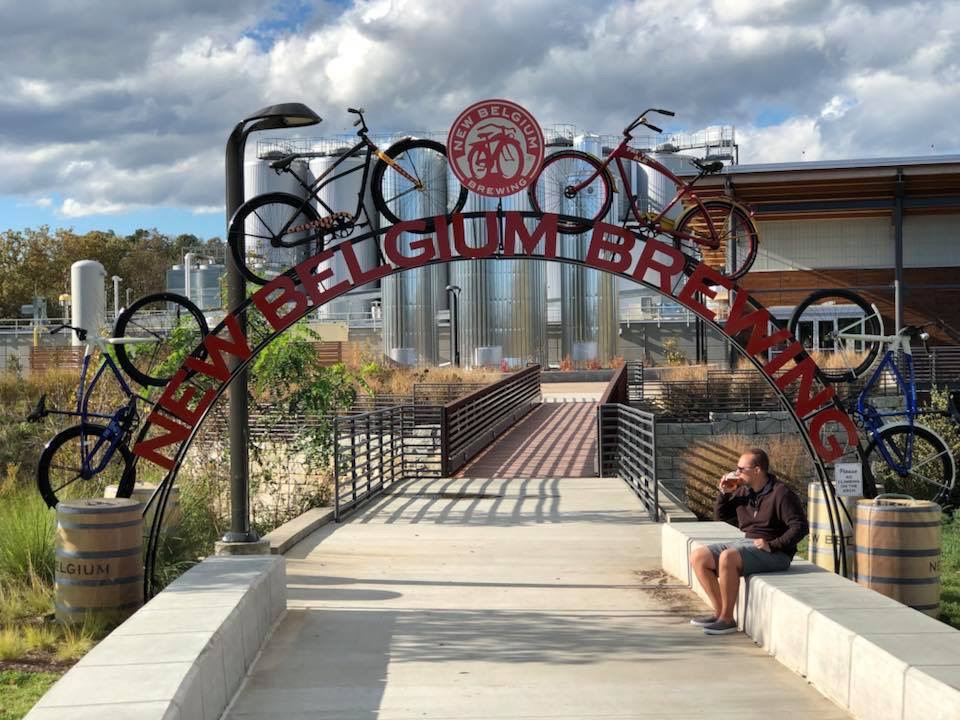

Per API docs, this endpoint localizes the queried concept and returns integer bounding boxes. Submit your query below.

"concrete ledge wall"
[27,555,285,720]
[662,522,960,720]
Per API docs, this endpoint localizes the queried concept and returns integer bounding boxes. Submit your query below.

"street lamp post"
[223,103,321,544]
[445,285,461,367]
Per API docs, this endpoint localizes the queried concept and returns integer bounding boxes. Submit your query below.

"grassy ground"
[0,670,61,720]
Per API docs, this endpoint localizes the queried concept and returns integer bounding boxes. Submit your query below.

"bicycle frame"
[840,317,923,474]
[569,134,722,249]
[271,131,422,246]
[44,338,146,478]
[281,136,378,231]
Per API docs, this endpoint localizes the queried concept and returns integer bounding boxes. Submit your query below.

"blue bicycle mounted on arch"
[789,288,959,507]
[27,292,209,508]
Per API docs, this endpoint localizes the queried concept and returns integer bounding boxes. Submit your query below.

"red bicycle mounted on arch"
[528,107,760,282]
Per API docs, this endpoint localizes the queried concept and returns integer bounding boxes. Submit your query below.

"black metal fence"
[598,361,644,406]
[442,365,542,476]
[332,371,541,520]
[597,404,658,520]
[333,405,442,521]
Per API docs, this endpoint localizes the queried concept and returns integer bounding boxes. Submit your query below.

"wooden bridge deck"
[455,402,598,478]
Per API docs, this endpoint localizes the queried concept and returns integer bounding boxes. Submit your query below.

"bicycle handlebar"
[347,107,368,135]
[50,323,86,341]
[624,107,674,136]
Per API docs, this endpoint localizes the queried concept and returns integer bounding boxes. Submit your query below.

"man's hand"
[718,472,738,493]
[753,538,771,552]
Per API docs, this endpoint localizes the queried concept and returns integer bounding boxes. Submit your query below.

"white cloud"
[1,0,959,227]
[60,198,134,218]
[738,117,825,164]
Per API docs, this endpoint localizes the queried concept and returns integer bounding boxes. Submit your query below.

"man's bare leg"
[690,546,722,617]
[717,548,743,622]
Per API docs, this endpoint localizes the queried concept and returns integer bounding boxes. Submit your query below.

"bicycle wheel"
[114,292,209,387]
[37,424,135,508]
[673,199,759,281]
[227,192,325,285]
[864,424,956,505]
[468,147,489,179]
[497,140,522,180]
[788,289,883,382]
[371,138,468,232]
[528,150,613,234]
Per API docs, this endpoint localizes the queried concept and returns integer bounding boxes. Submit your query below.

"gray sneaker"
[689,615,717,627]
[702,619,738,635]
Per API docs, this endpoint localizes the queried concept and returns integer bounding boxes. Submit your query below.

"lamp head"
[242,103,322,131]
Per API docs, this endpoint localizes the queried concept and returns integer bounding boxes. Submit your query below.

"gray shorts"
[707,539,792,576]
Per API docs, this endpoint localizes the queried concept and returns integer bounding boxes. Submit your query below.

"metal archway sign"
[135,211,863,595]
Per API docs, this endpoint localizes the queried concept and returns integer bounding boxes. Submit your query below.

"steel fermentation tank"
[379,137,449,365]
[308,147,380,321]
[242,152,311,280]
[555,134,618,366]
[447,186,547,368]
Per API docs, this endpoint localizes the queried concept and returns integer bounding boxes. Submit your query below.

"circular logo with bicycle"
[447,99,544,197]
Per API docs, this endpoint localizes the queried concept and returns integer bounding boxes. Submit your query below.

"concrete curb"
[662,522,960,720]
[656,484,698,523]
[26,555,285,720]
[262,506,335,555]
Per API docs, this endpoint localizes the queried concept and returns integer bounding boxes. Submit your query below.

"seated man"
[689,448,808,635]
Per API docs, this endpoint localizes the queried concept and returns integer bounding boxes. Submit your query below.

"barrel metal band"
[57,504,142,514]
[55,574,144,587]
[56,546,143,559]
[856,575,940,585]
[855,520,942,528]
[857,547,941,557]
[57,519,143,530]
[54,600,142,613]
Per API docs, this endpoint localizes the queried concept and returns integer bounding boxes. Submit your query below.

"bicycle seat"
[268,153,299,172]
[27,394,47,423]
[691,158,725,174]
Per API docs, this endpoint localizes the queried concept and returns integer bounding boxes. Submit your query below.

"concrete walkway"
[226,477,848,719]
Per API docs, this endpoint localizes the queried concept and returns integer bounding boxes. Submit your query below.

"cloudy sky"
[1,0,957,239]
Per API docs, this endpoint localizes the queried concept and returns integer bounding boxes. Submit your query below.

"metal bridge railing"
[597,404,659,520]
[442,365,542,476]
[333,405,442,521]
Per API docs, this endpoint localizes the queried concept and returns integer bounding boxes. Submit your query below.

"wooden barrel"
[55,498,143,624]
[855,498,941,616]
[105,483,181,533]
[807,482,856,578]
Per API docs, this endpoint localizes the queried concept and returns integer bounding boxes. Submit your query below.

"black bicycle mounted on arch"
[27,293,208,507]
[227,107,469,286]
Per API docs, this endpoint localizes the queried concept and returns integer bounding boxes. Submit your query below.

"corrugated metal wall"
[904,215,960,267]
[753,217,894,271]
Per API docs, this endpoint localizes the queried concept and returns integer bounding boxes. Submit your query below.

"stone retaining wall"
[657,411,795,495]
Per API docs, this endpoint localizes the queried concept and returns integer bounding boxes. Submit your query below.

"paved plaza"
[225,474,849,719]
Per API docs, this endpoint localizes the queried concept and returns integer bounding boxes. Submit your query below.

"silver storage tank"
[449,188,547,369]
[193,263,225,311]
[380,138,447,365]
[242,151,311,280]
[555,134,618,366]
[71,260,106,345]
[308,148,379,322]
